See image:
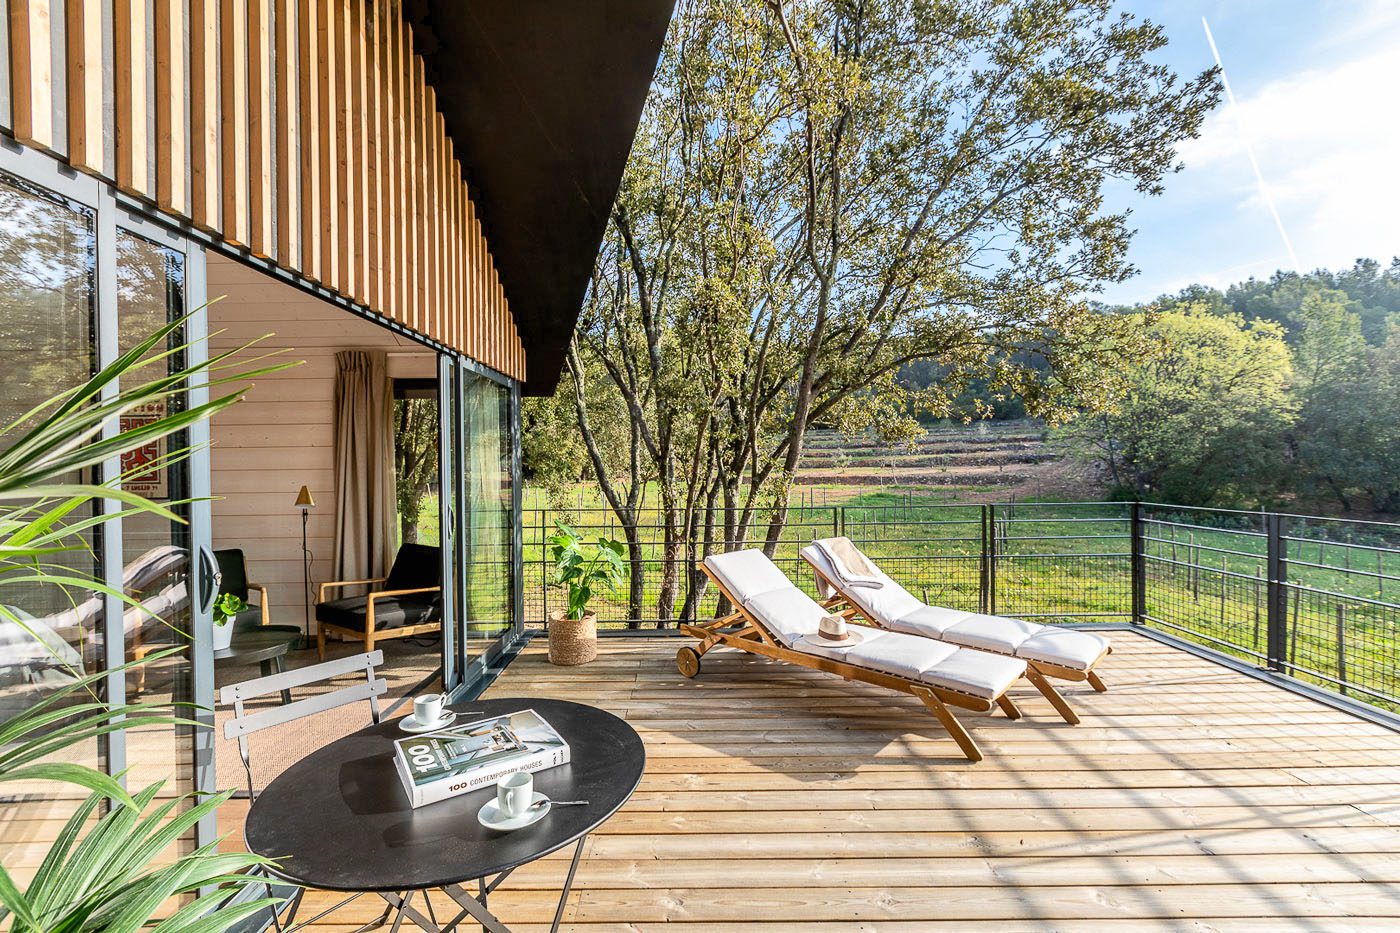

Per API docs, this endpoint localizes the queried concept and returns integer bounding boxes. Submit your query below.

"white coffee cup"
[413,693,447,726]
[497,771,533,817]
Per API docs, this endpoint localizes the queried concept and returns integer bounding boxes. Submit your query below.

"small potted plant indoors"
[547,520,627,666]
[211,591,247,651]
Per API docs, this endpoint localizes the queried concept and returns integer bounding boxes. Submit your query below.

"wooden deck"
[225,631,1400,930]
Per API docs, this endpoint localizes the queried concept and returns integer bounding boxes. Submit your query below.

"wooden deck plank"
[209,631,1400,927]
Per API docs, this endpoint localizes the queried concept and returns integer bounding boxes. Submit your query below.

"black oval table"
[244,697,645,932]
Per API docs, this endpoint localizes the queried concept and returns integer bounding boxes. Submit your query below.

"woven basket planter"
[548,610,598,666]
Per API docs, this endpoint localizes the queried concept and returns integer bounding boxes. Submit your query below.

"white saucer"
[398,710,458,734]
[478,792,551,832]
[796,630,865,649]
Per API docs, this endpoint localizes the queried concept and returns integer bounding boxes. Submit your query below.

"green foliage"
[0,312,296,932]
[0,783,276,933]
[547,0,1220,608]
[1073,260,1400,512]
[1058,306,1294,506]
[393,397,438,545]
[548,520,628,620]
[1,306,294,639]
[212,592,247,628]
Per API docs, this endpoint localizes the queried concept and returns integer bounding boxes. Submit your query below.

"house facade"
[0,0,670,853]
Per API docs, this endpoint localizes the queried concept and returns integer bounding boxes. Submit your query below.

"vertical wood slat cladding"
[5,0,525,380]
[8,0,54,150]
[219,0,249,246]
[246,0,271,255]
[273,0,298,267]
[113,0,148,194]
[297,0,320,282]
[155,0,188,216]
[65,0,102,174]
[190,0,220,232]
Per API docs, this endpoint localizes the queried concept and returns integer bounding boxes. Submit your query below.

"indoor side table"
[212,624,303,704]
[243,697,645,932]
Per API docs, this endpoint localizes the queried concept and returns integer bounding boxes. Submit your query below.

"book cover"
[393,708,570,808]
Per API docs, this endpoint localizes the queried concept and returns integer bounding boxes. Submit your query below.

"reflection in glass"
[464,376,513,642]
[115,230,194,816]
[0,173,100,879]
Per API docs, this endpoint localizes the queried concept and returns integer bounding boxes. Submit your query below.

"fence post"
[1131,501,1145,625]
[1335,605,1348,696]
[1265,512,1287,672]
[984,504,997,615]
[540,511,549,629]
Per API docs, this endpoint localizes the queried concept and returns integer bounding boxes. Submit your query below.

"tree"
[1291,296,1400,513]
[393,398,438,544]
[1060,306,1294,506]
[561,0,1221,623]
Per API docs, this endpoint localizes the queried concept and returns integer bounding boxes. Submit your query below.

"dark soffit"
[403,2,675,395]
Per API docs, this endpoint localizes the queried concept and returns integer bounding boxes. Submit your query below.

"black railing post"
[1131,501,1145,625]
[985,504,997,615]
[1265,512,1287,671]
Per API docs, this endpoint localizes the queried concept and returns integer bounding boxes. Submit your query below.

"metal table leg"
[550,836,586,932]
[434,835,588,933]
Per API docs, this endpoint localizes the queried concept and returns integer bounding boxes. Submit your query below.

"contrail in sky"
[1202,16,1302,272]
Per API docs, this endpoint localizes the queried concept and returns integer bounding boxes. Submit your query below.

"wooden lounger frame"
[678,564,1080,763]
[801,554,1112,693]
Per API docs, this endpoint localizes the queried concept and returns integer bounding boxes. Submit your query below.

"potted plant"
[546,520,627,666]
[211,592,248,651]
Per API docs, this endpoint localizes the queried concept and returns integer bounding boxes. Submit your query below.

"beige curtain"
[332,349,395,586]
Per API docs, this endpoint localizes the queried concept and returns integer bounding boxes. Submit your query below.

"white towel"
[813,536,885,590]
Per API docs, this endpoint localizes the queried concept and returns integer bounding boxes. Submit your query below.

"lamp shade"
[294,485,315,508]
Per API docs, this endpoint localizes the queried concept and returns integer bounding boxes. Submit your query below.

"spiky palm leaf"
[0,783,279,933]
[0,310,302,932]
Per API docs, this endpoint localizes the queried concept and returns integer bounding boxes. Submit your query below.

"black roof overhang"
[403,2,675,395]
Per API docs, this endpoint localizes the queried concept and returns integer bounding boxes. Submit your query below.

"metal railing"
[519,501,1400,711]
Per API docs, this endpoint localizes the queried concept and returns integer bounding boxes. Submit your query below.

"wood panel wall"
[206,253,436,621]
[2,0,525,381]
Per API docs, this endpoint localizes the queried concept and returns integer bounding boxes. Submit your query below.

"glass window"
[463,375,513,644]
[0,173,100,880]
[114,229,194,817]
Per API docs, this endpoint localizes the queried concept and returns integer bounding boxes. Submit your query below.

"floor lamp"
[295,485,315,648]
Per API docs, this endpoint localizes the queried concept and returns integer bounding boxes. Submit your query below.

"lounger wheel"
[676,646,702,678]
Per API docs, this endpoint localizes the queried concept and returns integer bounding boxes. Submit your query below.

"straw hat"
[797,614,864,649]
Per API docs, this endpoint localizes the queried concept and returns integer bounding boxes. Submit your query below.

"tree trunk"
[624,528,645,629]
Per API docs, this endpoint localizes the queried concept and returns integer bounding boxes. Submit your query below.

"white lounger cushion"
[706,548,794,600]
[706,550,1027,699]
[802,543,1110,672]
[894,610,1108,672]
[744,588,826,645]
[1015,628,1112,670]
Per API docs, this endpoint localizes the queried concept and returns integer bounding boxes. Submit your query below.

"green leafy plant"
[548,520,627,620]
[212,592,248,628]
[0,308,296,932]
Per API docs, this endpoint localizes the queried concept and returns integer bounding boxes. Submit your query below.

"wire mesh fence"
[516,500,1400,712]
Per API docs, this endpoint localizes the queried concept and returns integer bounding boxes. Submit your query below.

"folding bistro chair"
[681,550,1080,763]
[802,537,1112,691]
[220,650,388,931]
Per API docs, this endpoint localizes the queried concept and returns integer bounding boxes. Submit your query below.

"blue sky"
[1098,0,1400,305]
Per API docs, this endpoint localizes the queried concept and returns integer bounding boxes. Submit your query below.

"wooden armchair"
[315,543,441,659]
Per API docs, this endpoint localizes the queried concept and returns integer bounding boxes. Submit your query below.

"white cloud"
[1177,42,1400,274]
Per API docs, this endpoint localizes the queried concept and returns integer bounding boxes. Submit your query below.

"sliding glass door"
[0,145,213,856]
[438,356,522,695]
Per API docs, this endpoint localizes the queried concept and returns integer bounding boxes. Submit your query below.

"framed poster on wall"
[120,399,168,499]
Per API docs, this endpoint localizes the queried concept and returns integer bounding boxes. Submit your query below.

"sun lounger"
[802,537,1112,691]
[679,549,1081,762]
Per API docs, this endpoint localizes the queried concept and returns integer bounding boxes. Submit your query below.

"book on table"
[393,708,571,808]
